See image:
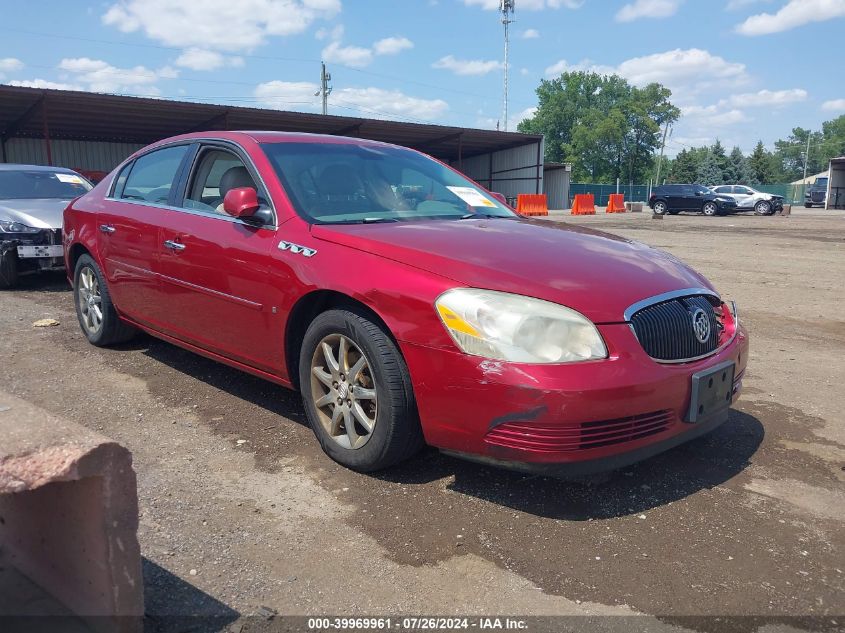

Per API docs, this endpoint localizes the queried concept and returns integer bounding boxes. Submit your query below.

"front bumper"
[0,228,65,271]
[402,322,749,473]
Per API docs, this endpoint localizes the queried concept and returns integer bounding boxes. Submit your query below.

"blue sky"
[1,0,844,156]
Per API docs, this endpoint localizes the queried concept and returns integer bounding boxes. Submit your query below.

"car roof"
[0,163,80,173]
[147,130,404,150]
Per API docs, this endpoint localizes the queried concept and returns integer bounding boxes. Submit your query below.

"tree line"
[518,70,845,185]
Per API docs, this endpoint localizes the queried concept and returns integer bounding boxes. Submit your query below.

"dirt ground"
[1,208,843,627]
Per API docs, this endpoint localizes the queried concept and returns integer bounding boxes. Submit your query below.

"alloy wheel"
[654,201,667,215]
[703,202,717,216]
[77,266,103,335]
[310,334,378,450]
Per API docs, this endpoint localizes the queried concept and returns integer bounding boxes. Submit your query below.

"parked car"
[648,184,738,216]
[805,176,828,208]
[64,132,748,475]
[709,184,783,215]
[0,164,92,288]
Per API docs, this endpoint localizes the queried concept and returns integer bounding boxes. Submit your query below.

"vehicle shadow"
[132,337,763,520]
[134,337,309,427]
[143,557,239,632]
[377,408,764,520]
[4,271,69,293]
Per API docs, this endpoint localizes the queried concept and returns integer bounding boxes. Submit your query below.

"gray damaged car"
[0,164,92,288]
[709,184,784,215]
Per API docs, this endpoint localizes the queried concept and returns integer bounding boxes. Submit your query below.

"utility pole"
[654,120,671,185]
[500,1,514,131]
[316,61,332,115]
[802,131,812,184]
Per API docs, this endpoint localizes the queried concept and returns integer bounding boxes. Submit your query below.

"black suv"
[804,177,827,208]
[648,184,738,216]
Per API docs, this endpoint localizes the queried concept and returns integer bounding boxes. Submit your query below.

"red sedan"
[63,132,748,474]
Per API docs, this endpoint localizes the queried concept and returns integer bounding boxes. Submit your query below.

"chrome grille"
[630,294,719,362]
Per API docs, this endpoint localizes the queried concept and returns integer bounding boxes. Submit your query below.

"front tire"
[702,202,718,216]
[755,200,772,215]
[652,201,668,215]
[0,249,19,289]
[73,254,136,346]
[299,309,424,472]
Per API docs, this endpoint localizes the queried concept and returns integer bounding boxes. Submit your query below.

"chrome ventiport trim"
[623,287,719,322]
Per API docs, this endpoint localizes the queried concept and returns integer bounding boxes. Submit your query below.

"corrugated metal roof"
[0,85,541,162]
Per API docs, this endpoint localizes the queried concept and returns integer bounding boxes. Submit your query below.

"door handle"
[163,240,186,251]
[99,224,116,234]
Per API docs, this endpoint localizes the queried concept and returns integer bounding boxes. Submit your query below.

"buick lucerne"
[64,132,749,474]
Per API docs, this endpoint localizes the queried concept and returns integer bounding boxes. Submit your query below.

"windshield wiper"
[360,217,400,223]
[459,212,506,220]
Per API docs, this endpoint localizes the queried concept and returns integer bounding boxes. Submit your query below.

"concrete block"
[0,392,143,628]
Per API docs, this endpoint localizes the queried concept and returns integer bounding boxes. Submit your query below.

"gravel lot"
[1,208,843,627]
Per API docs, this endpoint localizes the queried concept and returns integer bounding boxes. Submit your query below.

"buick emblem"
[691,308,711,344]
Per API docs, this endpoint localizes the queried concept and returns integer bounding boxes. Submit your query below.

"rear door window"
[121,145,190,205]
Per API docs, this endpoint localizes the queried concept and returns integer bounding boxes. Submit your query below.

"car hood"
[312,218,715,323]
[0,198,70,229]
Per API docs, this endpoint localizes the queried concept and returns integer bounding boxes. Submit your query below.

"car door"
[155,143,283,373]
[732,186,754,208]
[98,144,191,328]
[671,185,694,210]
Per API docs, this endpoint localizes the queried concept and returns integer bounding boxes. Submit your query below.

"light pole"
[500,0,514,131]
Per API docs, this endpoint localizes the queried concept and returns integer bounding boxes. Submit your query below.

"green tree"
[518,71,680,182]
[669,149,698,183]
[726,146,755,184]
[696,151,723,186]
[749,141,777,184]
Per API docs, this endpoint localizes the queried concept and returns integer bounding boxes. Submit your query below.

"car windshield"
[0,170,93,199]
[261,142,516,224]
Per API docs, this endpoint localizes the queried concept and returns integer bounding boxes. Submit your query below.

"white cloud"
[727,88,807,106]
[322,35,413,68]
[726,0,771,10]
[521,28,540,38]
[102,0,341,52]
[57,57,177,94]
[682,104,750,126]
[616,0,683,22]
[433,55,503,76]
[0,58,24,77]
[373,36,413,55]
[463,0,582,9]
[255,80,449,121]
[475,106,537,131]
[822,98,845,112]
[545,49,749,96]
[737,0,845,35]
[9,79,83,91]
[175,48,244,71]
[315,24,344,41]
[322,41,374,68]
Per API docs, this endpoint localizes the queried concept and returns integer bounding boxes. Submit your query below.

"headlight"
[435,288,607,364]
[0,220,40,233]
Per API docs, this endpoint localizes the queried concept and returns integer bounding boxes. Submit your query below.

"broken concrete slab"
[0,392,143,628]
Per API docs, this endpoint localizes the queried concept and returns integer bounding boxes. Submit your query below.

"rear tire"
[0,249,19,289]
[652,201,668,215]
[702,202,718,216]
[73,254,137,346]
[299,309,424,472]
[804,203,813,208]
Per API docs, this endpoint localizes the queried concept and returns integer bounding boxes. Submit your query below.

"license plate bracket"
[686,360,735,423]
[16,245,64,259]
